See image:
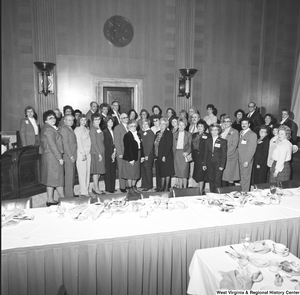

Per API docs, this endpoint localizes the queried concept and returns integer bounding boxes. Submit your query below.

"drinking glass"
[270,184,276,195]
[57,206,66,218]
[207,196,214,208]
[241,233,251,250]
[236,251,249,270]
[239,195,247,207]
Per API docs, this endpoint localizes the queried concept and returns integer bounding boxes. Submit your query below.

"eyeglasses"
[47,116,55,120]
[224,120,231,123]
[121,116,128,119]
[129,125,137,128]
[248,105,255,108]
[153,119,159,122]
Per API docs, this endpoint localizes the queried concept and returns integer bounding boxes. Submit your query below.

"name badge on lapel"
[97,129,101,133]
[202,135,207,139]
[25,120,29,124]
[241,140,247,144]
[143,132,147,136]
[214,143,221,148]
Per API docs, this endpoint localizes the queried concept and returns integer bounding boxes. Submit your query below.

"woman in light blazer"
[173,118,192,188]
[19,106,40,146]
[221,115,240,186]
[74,114,91,197]
[89,113,106,195]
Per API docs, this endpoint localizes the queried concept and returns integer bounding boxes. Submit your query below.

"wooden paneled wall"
[2,0,300,131]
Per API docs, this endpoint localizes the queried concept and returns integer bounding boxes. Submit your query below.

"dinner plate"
[248,242,271,254]
[175,201,187,209]
[2,219,20,227]
[71,214,88,221]
[250,256,269,268]
[284,190,293,196]
[275,251,289,257]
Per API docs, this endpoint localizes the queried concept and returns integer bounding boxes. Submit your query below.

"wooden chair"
[59,197,91,206]
[253,182,276,190]
[2,197,32,211]
[279,180,300,189]
[216,186,242,194]
[172,187,200,198]
[140,191,171,199]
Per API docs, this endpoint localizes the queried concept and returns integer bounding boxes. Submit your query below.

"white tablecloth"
[2,189,300,295]
[187,240,300,295]
[2,189,300,251]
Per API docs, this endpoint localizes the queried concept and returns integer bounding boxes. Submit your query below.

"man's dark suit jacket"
[282,117,298,144]
[246,109,263,132]
[203,137,227,169]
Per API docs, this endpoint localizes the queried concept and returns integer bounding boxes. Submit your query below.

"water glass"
[207,196,214,208]
[239,195,247,207]
[269,259,279,272]
[270,184,276,195]
[241,233,251,250]
[57,206,66,218]
[236,252,249,270]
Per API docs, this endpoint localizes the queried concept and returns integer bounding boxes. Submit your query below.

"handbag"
[185,153,193,163]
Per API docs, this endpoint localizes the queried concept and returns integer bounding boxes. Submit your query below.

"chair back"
[140,191,171,199]
[253,182,276,190]
[1,197,32,211]
[57,284,68,295]
[59,197,91,206]
[172,187,200,198]
[216,186,242,194]
[279,180,300,189]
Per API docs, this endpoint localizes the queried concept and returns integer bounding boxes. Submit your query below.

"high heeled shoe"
[46,201,59,207]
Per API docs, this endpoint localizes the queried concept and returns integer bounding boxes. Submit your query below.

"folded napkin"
[2,208,24,226]
[220,270,253,290]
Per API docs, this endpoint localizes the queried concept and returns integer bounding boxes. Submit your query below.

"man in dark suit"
[114,113,129,192]
[246,102,263,133]
[238,118,257,192]
[203,124,228,193]
[59,115,78,198]
[108,100,121,128]
[281,108,298,144]
[86,101,99,128]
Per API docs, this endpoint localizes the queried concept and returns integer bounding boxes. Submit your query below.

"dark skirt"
[90,154,106,174]
[174,149,189,178]
[121,150,141,180]
[192,151,206,182]
[157,155,175,177]
[269,161,291,182]
[41,152,64,187]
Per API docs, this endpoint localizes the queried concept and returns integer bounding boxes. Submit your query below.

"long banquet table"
[2,189,300,295]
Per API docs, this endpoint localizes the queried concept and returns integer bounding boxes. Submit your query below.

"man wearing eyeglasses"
[246,102,263,133]
[114,113,129,192]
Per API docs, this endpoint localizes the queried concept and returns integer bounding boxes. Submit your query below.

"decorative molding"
[95,78,143,112]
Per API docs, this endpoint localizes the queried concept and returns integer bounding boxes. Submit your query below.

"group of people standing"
[19,101,298,205]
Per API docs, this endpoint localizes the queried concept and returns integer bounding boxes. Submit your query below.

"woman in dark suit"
[19,106,40,146]
[191,119,209,194]
[89,113,106,195]
[121,119,145,196]
[203,124,228,193]
[253,125,270,184]
[154,118,175,192]
[173,118,192,188]
[103,116,117,193]
[139,119,155,191]
[39,110,65,206]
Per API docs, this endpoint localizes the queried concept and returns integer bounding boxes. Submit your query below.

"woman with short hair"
[103,116,117,193]
[74,114,91,197]
[269,125,293,182]
[149,105,162,126]
[137,109,150,130]
[19,106,40,146]
[151,115,161,135]
[173,118,192,188]
[232,109,246,132]
[122,119,145,196]
[89,113,106,195]
[40,110,65,206]
[253,125,270,184]
[192,119,209,194]
[154,118,175,191]
[203,124,228,193]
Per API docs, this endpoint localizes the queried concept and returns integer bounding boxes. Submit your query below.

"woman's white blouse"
[271,139,292,172]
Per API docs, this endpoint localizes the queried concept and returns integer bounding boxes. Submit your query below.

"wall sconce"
[34,62,56,96]
[178,68,197,99]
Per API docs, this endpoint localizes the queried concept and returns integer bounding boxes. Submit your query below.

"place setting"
[2,208,35,227]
